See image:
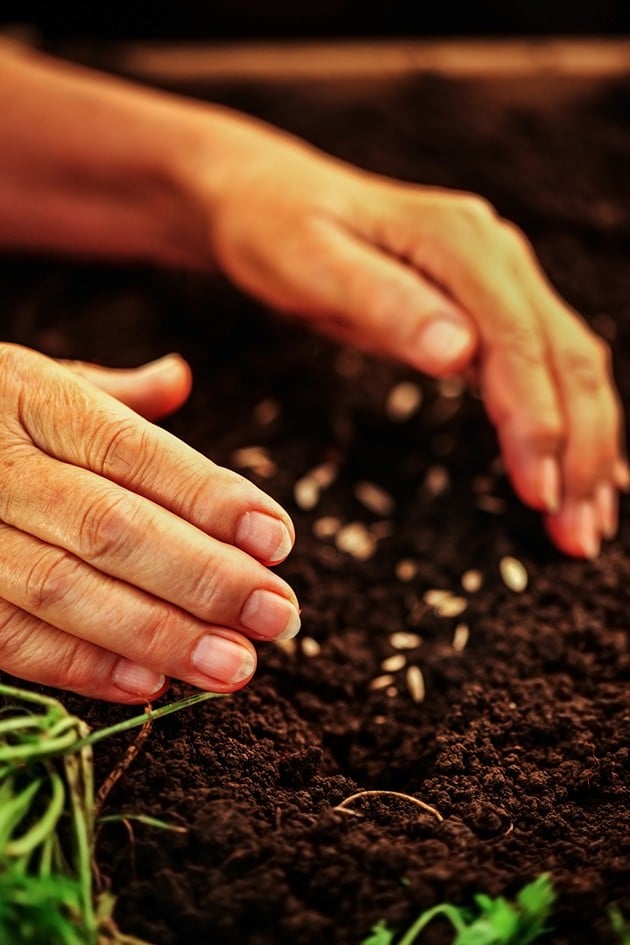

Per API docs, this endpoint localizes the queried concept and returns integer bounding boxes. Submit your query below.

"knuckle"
[77,490,137,563]
[453,194,498,232]
[135,602,175,654]
[188,557,232,621]
[500,323,545,369]
[563,339,606,394]
[23,550,77,611]
[93,418,157,483]
[513,413,566,454]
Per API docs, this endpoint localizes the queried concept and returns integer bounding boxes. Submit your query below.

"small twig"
[94,717,153,822]
[333,790,443,822]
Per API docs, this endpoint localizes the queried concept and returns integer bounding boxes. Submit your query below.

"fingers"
[60,353,193,420]
[0,524,274,699]
[0,599,169,704]
[0,345,295,566]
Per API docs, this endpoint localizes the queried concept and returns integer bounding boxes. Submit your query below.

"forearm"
[0,41,236,269]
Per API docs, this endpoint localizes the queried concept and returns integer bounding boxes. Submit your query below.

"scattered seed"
[461,569,483,593]
[424,465,450,496]
[439,375,466,399]
[354,481,395,516]
[389,631,423,650]
[476,494,505,514]
[373,715,387,725]
[301,636,321,657]
[252,397,281,426]
[231,445,278,478]
[312,516,341,539]
[381,653,406,673]
[423,588,452,607]
[435,596,467,618]
[369,674,395,691]
[452,623,470,651]
[406,665,426,703]
[275,637,297,656]
[396,558,418,582]
[310,461,339,489]
[500,556,528,592]
[294,477,320,510]
[385,381,422,421]
[335,522,377,560]
[386,686,398,698]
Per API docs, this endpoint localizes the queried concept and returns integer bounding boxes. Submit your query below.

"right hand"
[0,344,299,703]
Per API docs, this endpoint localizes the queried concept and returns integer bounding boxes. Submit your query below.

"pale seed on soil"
[452,623,470,651]
[396,558,418,582]
[381,653,406,673]
[354,481,395,516]
[252,397,281,426]
[476,494,505,514]
[231,445,278,478]
[406,665,426,703]
[500,555,528,592]
[386,686,398,698]
[275,637,297,656]
[385,381,422,421]
[373,715,386,725]
[294,477,320,510]
[423,588,452,607]
[335,522,377,560]
[369,674,395,691]
[435,596,467,618]
[461,569,483,593]
[423,465,450,496]
[389,631,423,650]
[310,461,339,489]
[313,516,341,539]
[301,636,321,657]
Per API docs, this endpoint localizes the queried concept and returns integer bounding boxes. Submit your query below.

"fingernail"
[113,659,166,696]
[576,500,600,559]
[191,635,255,685]
[235,511,293,563]
[417,318,471,368]
[141,354,182,379]
[240,589,301,640]
[538,455,561,513]
[595,481,618,540]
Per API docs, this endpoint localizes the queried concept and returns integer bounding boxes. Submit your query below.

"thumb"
[59,354,192,420]
[305,220,478,378]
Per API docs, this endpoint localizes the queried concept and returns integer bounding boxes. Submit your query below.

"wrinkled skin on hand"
[193,117,627,557]
[0,344,299,703]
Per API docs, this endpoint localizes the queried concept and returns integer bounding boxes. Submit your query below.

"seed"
[424,465,450,496]
[294,477,320,510]
[500,556,528,592]
[435,596,467,618]
[335,522,377,560]
[252,398,281,426]
[386,686,398,698]
[389,631,422,650]
[313,516,341,539]
[275,637,297,656]
[354,481,395,516]
[301,636,321,657]
[406,665,426,703]
[373,715,387,725]
[476,494,505,514]
[423,588,452,607]
[386,381,423,421]
[369,674,395,691]
[461,569,483,593]
[396,559,418,582]
[452,623,470,651]
[231,445,278,478]
[381,653,406,673]
[310,461,339,489]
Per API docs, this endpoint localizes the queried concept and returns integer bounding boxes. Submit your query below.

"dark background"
[0,1,629,41]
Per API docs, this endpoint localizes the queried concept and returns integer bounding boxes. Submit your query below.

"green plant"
[362,873,556,945]
[609,905,630,945]
[0,682,221,945]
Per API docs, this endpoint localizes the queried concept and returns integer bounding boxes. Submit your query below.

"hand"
[192,115,627,558]
[0,345,299,703]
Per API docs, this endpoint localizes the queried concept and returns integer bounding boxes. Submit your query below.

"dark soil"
[2,67,629,944]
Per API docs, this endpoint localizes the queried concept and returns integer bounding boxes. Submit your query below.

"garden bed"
[2,60,629,944]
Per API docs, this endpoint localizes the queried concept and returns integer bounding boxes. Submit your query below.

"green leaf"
[361,919,397,945]
[609,905,630,945]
